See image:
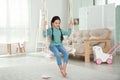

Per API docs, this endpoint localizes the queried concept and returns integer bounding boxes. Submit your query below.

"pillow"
[89,28,110,39]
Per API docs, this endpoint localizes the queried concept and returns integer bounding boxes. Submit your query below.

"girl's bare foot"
[60,69,67,77]
[65,72,67,76]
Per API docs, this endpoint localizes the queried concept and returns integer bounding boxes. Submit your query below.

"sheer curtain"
[0,0,29,44]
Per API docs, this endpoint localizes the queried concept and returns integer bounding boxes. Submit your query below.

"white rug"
[0,53,119,80]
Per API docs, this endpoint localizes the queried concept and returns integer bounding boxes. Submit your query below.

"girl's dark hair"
[51,16,64,41]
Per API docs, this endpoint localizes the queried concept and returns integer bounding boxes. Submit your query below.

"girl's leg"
[59,65,66,77]
[58,46,69,76]
[49,45,62,66]
[49,45,66,77]
[63,63,67,75]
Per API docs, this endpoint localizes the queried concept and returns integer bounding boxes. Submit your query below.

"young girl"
[43,16,72,77]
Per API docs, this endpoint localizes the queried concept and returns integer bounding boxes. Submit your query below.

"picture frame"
[73,18,79,26]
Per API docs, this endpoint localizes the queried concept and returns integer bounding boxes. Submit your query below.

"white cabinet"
[79,4,115,30]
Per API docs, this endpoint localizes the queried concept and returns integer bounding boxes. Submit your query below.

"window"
[0,0,29,43]
[0,0,7,26]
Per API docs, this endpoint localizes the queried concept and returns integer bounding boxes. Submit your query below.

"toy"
[93,46,112,64]
[93,43,120,64]
[107,43,120,55]
[16,42,25,53]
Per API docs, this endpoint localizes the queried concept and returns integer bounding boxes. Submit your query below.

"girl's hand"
[43,21,47,31]
[68,20,73,28]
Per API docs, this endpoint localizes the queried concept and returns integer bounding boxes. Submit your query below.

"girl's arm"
[61,28,72,36]
[43,21,48,31]
[62,20,73,36]
[43,21,51,37]
[68,19,73,28]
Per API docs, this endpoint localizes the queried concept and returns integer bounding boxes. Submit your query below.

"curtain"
[0,0,29,44]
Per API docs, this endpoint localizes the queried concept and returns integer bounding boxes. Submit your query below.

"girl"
[43,16,72,77]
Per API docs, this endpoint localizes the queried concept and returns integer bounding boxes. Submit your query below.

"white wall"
[46,0,68,29]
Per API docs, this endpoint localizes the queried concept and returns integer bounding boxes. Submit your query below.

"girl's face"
[52,20,60,29]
